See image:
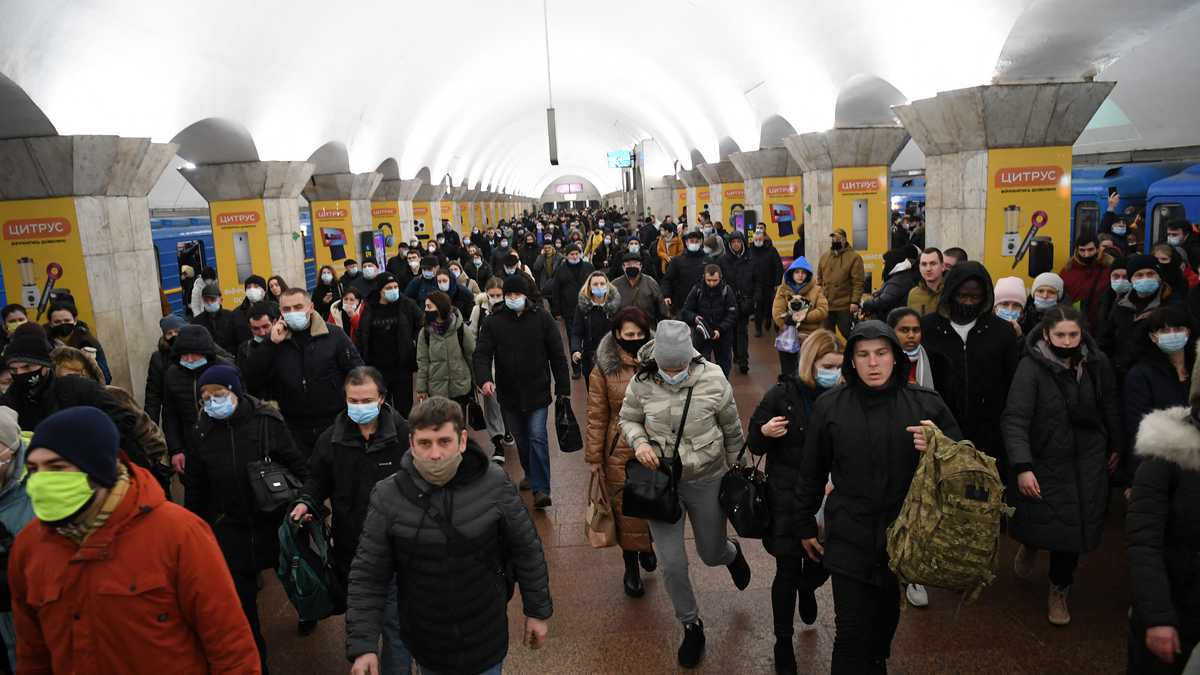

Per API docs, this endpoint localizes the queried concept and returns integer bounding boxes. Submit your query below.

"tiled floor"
[260,329,1132,674]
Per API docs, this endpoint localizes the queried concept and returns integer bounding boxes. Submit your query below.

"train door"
[177,239,207,277]
[1153,202,1187,242]
[1074,200,1099,239]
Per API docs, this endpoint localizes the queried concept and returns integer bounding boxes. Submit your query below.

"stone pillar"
[784,127,910,280]
[395,178,423,242]
[181,160,314,298]
[894,82,1113,279]
[679,169,707,228]
[0,135,176,397]
[730,147,805,256]
[302,171,382,267]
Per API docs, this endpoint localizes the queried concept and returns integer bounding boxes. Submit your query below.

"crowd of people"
[1,197,1200,674]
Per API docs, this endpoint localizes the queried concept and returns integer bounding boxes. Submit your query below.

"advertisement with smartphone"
[310,200,354,270]
[763,175,804,259]
[984,146,1072,286]
[210,198,272,309]
[832,166,890,283]
[0,196,91,326]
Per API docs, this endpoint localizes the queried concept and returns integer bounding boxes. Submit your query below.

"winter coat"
[657,235,683,274]
[570,286,621,357]
[346,443,551,673]
[817,246,865,311]
[681,282,737,339]
[416,310,477,399]
[906,279,944,316]
[1097,284,1182,380]
[327,298,363,342]
[862,269,918,320]
[0,439,33,621]
[162,327,236,456]
[661,249,709,310]
[1128,407,1200,637]
[922,261,1021,460]
[467,259,493,287]
[611,273,668,325]
[301,406,411,579]
[243,312,364,423]
[9,461,260,675]
[404,275,441,305]
[619,345,744,483]
[720,233,761,307]
[1059,254,1113,328]
[748,375,822,558]
[190,395,307,575]
[749,238,784,296]
[771,258,830,335]
[188,278,206,317]
[312,280,342,319]
[143,336,173,424]
[235,338,274,400]
[51,321,111,383]
[546,260,594,323]
[796,321,961,586]
[229,298,278,347]
[1124,348,1192,480]
[190,307,239,355]
[1001,332,1122,553]
[531,252,561,290]
[585,335,652,552]
[473,302,570,414]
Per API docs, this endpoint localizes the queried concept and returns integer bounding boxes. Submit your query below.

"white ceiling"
[1,0,1198,196]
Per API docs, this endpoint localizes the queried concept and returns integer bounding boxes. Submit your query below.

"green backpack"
[276,514,346,621]
[886,422,1014,603]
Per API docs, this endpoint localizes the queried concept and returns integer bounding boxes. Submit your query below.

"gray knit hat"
[652,320,699,369]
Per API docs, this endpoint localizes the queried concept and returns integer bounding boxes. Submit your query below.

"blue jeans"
[420,663,502,675]
[502,406,551,494]
[382,581,412,674]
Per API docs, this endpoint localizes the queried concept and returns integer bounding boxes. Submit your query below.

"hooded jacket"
[472,301,570,413]
[190,305,239,355]
[661,245,709,310]
[861,250,918,319]
[921,261,1021,462]
[416,309,477,399]
[570,281,621,357]
[749,235,784,294]
[796,320,961,586]
[346,442,551,673]
[546,258,595,323]
[817,244,865,311]
[162,325,236,456]
[1001,330,1122,553]
[356,291,423,376]
[1128,406,1200,634]
[771,257,830,335]
[1124,345,1193,481]
[719,231,760,301]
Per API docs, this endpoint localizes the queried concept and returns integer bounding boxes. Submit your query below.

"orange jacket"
[657,236,683,274]
[10,461,260,675]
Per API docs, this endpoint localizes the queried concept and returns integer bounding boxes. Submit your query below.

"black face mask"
[624,266,640,279]
[1046,341,1081,360]
[831,241,845,251]
[949,300,982,324]
[49,323,74,339]
[11,368,48,397]
[425,311,440,325]
[1077,252,1096,265]
[615,336,649,356]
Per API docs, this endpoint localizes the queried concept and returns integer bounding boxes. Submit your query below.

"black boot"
[639,549,658,572]
[727,540,751,590]
[797,586,818,625]
[773,635,798,675]
[678,619,705,668]
[622,551,644,598]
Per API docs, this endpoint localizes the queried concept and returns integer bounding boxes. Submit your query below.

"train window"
[1153,203,1187,241]
[176,239,207,277]
[1074,200,1099,238]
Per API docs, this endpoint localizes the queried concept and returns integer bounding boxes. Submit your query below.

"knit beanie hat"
[1031,272,1064,298]
[30,407,119,488]
[1126,254,1160,277]
[993,277,1026,306]
[201,282,222,299]
[2,322,53,368]
[244,274,267,290]
[159,315,186,334]
[502,274,529,296]
[652,320,700,369]
[0,407,19,451]
[197,364,243,397]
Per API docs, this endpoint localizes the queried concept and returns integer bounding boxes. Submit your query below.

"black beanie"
[502,274,529,296]
[1126,254,1159,277]
[30,406,119,488]
[2,322,53,368]
[244,274,267,290]
[197,364,243,397]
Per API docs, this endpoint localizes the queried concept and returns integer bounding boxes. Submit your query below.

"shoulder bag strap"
[258,411,271,463]
[668,386,696,471]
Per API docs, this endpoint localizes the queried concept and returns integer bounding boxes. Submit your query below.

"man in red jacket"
[1059,233,1112,328]
[9,406,260,674]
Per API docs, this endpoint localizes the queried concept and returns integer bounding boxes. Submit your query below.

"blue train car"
[1147,164,1200,242]
[890,176,925,215]
[1070,162,1191,240]
[151,216,214,316]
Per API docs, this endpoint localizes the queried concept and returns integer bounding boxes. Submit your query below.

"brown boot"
[1048,585,1071,626]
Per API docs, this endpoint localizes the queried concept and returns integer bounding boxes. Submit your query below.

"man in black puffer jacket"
[721,231,761,374]
[680,264,738,378]
[347,396,551,675]
[796,320,960,674]
[161,325,236,480]
[662,228,709,315]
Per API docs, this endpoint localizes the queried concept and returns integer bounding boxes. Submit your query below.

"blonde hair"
[578,271,613,303]
[797,329,843,388]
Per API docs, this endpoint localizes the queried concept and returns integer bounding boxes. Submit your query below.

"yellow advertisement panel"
[697,187,711,216]
[209,199,272,309]
[370,201,401,262]
[721,183,746,229]
[984,146,1072,287]
[674,188,687,219]
[762,176,804,259]
[459,201,470,229]
[310,200,354,270]
[832,166,890,285]
[0,197,92,326]
[439,201,454,229]
[473,202,484,230]
[411,202,433,241]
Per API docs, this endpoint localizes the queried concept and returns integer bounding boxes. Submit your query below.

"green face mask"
[25,471,94,522]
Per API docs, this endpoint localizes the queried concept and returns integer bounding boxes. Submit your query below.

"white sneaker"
[905,583,929,608]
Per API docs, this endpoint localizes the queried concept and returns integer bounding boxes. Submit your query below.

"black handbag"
[466,397,487,431]
[246,416,303,513]
[555,396,583,453]
[719,443,771,539]
[622,386,694,523]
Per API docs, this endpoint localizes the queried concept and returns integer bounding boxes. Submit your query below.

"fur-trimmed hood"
[1135,406,1200,471]
[576,277,621,315]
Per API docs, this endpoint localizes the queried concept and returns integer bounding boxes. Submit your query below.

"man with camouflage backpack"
[796,320,960,675]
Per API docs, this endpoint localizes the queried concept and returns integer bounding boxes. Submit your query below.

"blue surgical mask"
[659,368,689,385]
[628,244,640,254]
[996,307,1021,323]
[422,270,435,280]
[1157,331,1189,354]
[505,296,526,312]
[903,346,922,359]
[383,288,400,302]
[592,286,607,298]
[1168,235,1184,246]
[473,258,483,267]
[686,242,702,253]
[437,281,451,292]
[1111,224,1127,235]
[1033,297,1058,311]
[815,367,841,389]
[204,394,235,419]
[283,310,310,331]
[363,267,379,280]
[203,301,221,313]
[1111,278,1132,295]
[181,357,207,370]
[1133,277,1160,296]
[347,402,381,425]
[252,335,265,344]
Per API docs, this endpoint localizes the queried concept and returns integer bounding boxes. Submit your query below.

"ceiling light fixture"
[543,0,558,166]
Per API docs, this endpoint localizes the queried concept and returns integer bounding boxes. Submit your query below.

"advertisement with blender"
[984,146,1072,286]
[0,197,92,326]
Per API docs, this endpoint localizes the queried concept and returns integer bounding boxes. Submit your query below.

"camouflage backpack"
[886,422,1013,603]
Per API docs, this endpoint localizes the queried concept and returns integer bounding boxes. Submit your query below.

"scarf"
[909,347,934,388]
[55,463,130,545]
